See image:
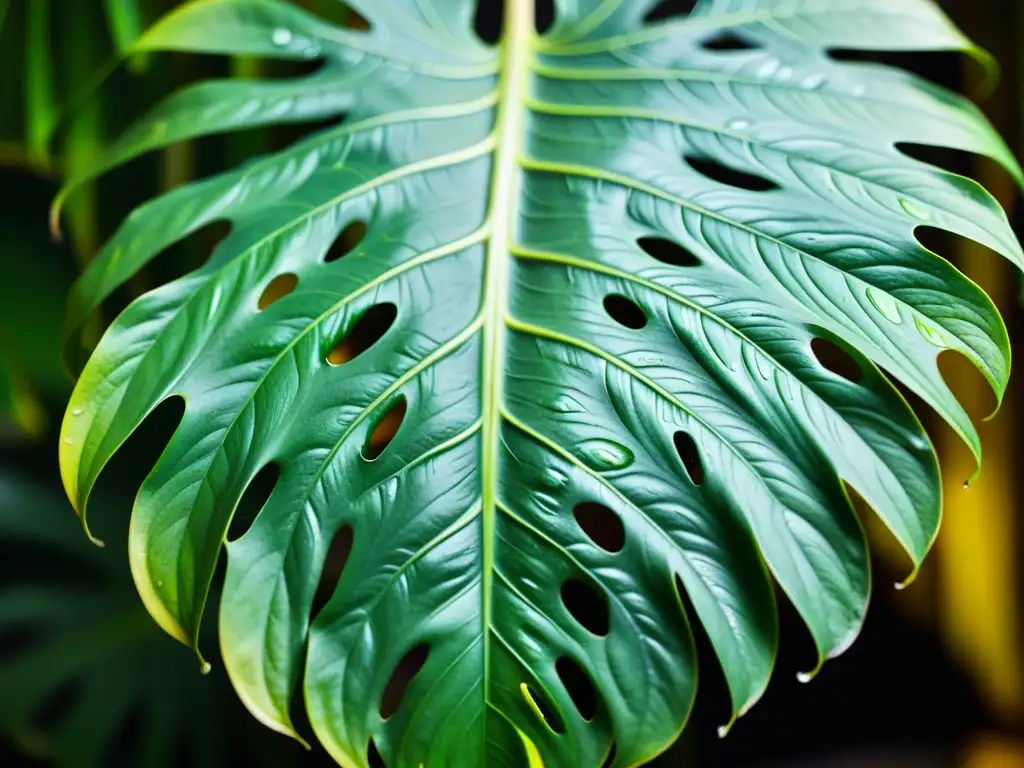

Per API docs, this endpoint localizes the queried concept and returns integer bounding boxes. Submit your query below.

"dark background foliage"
[1,0,1023,765]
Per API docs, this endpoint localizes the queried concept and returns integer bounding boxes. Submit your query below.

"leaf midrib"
[480,0,534,757]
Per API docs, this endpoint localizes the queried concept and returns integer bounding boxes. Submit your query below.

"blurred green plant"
[0,470,326,768]
[52,1,1024,767]
[0,472,220,767]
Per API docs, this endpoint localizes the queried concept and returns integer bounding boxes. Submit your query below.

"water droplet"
[156,580,164,588]
[547,393,585,415]
[63,437,73,445]
[578,439,634,471]
[962,480,970,490]
[899,198,930,220]
[801,74,826,90]
[303,42,322,58]
[776,65,793,81]
[914,316,945,347]
[909,433,929,451]
[71,407,83,416]
[851,84,866,96]
[539,468,569,490]
[866,287,902,324]
[271,27,293,46]
[727,117,751,132]
[757,58,780,78]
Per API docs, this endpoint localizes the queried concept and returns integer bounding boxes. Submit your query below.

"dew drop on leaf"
[908,433,929,451]
[271,27,293,46]
[546,393,585,414]
[539,468,569,490]
[801,74,826,90]
[899,198,930,220]
[757,58,780,78]
[866,287,903,324]
[726,117,751,131]
[578,439,635,471]
[914,316,945,347]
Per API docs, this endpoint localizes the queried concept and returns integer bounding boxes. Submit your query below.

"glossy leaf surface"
[58,1,1022,766]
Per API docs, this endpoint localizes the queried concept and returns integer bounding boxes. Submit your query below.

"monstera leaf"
[56,0,1022,766]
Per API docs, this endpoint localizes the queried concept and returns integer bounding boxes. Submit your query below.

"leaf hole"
[938,348,998,424]
[300,1,370,30]
[343,6,371,30]
[896,142,1011,189]
[573,502,625,553]
[811,336,863,384]
[286,642,316,746]
[913,226,1012,305]
[827,48,970,92]
[522,683,566,734]
[913,225,953,262]
[637,236,701,267]
[311,524,354,620]
[380,644,430,719]
[701,31,760,51]
[474,0,503,45]
[644,0,698,23]
[685,154,778,192]
[325,220,368,262]
[561,579,610,637]
[327,303,397,366]
[556,657,599,721]
[535,0,555,35]
[674,574,733,729]
[257,272,298,310]
[91,396,186,540]
[367,738,388,768]
[603,294,647,330]
[673,431,705,485]
[227,462,281,541]
[363,397,407,461]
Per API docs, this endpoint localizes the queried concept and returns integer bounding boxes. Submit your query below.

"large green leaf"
[56,1,1022,766]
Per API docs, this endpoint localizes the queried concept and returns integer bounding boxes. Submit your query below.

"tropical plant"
[54,0,1023,766]
[0,471,282,768]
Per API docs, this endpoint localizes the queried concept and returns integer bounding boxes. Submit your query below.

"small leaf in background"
[24,0,56,168]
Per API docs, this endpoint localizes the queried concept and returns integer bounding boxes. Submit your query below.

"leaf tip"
[796,656,824,684]
[895,563,921,591]
[49,198,65,243]
[79,513,104,548]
